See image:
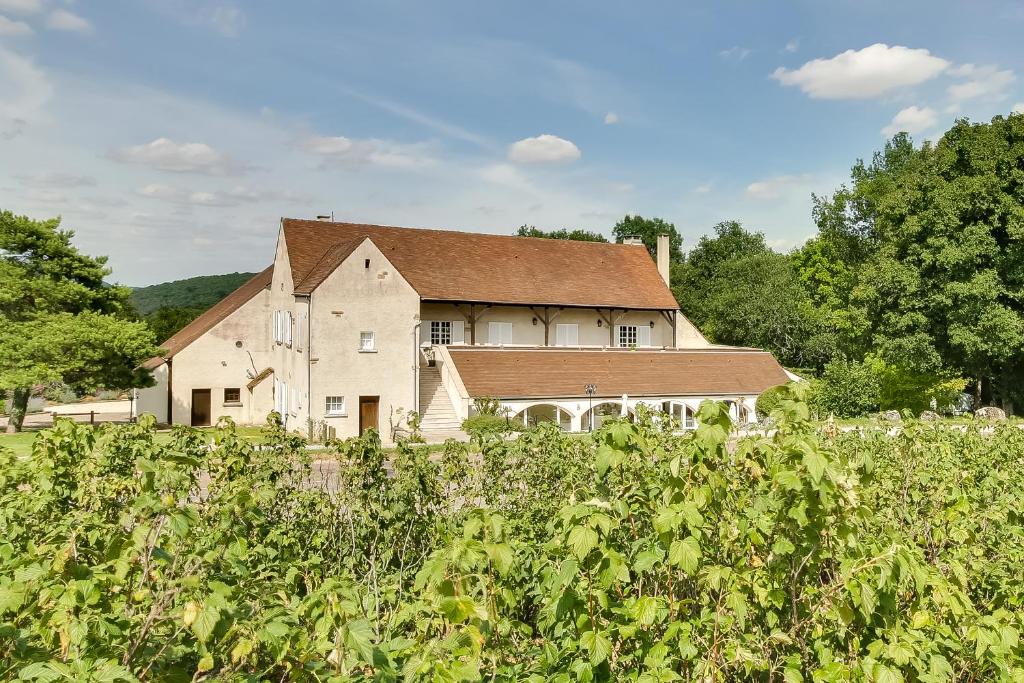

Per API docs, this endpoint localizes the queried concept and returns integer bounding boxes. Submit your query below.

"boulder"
[919,410,940,421]
[975,406,1007,421]
[880,410,902,422]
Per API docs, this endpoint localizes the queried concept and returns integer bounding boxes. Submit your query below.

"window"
[273,311,281,344]
[364,258,370,269]
[487,321,512,345]
[618,325,638,347]
[555,323,579,346]
[326,396,346,415]
[224,388,241,404]
[430,320,452,345]
[285,311,293,347]
[616,324,651,347]
[360,331,376,352]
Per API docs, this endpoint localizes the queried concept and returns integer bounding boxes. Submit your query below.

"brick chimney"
[656,234,670,286]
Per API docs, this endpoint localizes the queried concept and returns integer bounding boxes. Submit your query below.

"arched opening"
[581,401,624,431]
[660,401,697,430]
[514,403,573,431]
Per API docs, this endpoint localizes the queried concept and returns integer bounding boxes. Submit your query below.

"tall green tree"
[814,116,1024,411]
[611,214,684,263]
[145,305,205,343]
[515,225,609,242]
[671,221,835,368]
[0,211,159,432]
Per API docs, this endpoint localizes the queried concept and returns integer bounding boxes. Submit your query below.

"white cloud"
[719,46,751,61]
[299,134,436,169]
[882,105,938,137]
[0,0,42,15]
[693,182,713,194]
[604,111,619,125]
[137,183,279,207]
[110,138,236,174]
[772,43,949,99]
[16,171,96,188]
[746,175,805,200]
[1015,103,1024,114]
[202,5,245,37]
[507,134,581,164]
[0,14,32,35]
[947,63,1016,103]
[0,46,52,138]
[46,9,93,34]
[784,39,799,53]
[607,181,634,193]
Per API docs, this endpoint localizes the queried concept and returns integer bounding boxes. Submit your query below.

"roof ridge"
[282,217,646,249]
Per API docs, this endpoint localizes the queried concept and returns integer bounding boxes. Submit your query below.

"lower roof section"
[446,347,790,399]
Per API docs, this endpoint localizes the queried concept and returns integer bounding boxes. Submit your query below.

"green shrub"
[754,384,787,419]
[2,392,1023,680]
[809,357,880,417]
[461,413,512,438]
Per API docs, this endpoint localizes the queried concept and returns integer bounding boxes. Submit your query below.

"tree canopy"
[0,211,159,431]
[812,116,1024,411]
[611,215,684,263]
[515,225,609,242]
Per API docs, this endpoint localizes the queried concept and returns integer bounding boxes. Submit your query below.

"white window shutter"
[638,325,651,347]
[557,324,578,346]
[286,312,293,346]
[614,325,623,347]
[420,321,432,345]
[451,320,465,344]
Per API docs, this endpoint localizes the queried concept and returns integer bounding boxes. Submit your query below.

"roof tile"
[283,218,679,309]
[447,347,790,398]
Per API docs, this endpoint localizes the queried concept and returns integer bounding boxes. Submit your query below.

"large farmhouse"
[136,218,791,441]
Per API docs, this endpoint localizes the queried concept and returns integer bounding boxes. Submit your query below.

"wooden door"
[191,389,211,427]
[359,396,379,435]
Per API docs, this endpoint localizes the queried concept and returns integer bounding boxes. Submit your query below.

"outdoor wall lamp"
[597,319,603,327]
[532,317,538,325]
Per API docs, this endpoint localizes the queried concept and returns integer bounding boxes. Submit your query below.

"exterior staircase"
[418,365,467,441]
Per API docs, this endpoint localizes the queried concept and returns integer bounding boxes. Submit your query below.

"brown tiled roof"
[282,218,679,309]
[142,267,272,369]
[446,348,789,398]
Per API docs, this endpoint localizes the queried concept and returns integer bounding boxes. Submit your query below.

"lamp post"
[585,383,597,432]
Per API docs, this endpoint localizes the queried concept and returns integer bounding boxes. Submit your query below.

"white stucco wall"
[134,364,168,423]
[168,287,272,426]
[267,228,311,433]
[308,239,421,442]
[419,303,690,348]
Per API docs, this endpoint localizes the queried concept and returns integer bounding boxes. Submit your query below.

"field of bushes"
[1,386,1023,681]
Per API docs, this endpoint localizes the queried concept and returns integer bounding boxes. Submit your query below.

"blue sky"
[1,0,1022,285]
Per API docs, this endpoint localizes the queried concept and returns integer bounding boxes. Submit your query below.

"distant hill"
[131,272,257,315]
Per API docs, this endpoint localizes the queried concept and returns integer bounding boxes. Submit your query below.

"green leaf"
[668,536,701,574]
[0,583,26,615]
[772,538,796,556]
[191,603,221,643]
[580,630,612,665]
[568,526,599,560]
[803,451,827,483]
[343,619,376,663]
